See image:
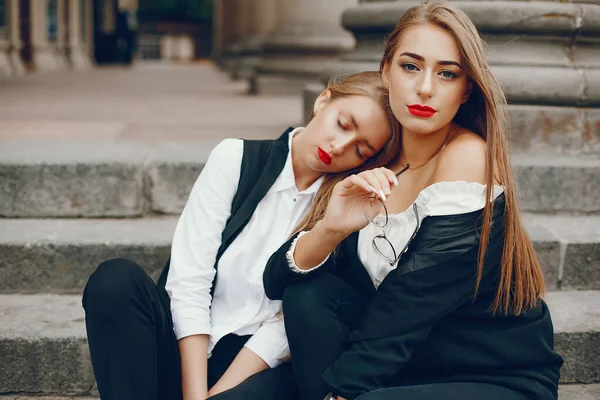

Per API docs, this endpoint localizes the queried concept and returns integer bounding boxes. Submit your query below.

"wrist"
[314,220,350,243]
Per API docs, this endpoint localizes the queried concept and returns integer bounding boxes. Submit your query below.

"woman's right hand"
[320,167,398,236]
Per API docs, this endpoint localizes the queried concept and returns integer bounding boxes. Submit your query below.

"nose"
[417,70,434,98]
[330,134,354,156]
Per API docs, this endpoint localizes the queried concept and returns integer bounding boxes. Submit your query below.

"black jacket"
[263,195,564,399]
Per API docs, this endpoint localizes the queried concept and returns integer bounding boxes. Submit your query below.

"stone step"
[0,214,598,294]
[1,386,600,400]
[0,291,598,396]
[0,386,598,400]
[1,141,599,218]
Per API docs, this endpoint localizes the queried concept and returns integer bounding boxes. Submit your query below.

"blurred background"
[1,1,600,399]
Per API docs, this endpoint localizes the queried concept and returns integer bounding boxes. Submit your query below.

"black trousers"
[83,258,299,400]
[282,273,526,400]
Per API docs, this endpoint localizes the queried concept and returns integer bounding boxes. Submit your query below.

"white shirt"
[288,182,504,288]
[166,128,323,367]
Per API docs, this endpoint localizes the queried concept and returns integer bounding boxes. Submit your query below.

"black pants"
[282,273,525,400]
[83,258,299,400]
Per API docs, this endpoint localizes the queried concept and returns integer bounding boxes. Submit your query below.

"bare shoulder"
[430,128,487,185]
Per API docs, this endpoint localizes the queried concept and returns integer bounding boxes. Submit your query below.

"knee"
[282,274,339,323]
[83,258,148,318]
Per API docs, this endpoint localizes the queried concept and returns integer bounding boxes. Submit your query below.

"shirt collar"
[269,127,324,195]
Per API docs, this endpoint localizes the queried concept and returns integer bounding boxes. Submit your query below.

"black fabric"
[157,128,292,303]
[264,195,563,400]
[282,273,526,400]
[84,258,299,400]
[283,273,368,400]
[353,382,527,400]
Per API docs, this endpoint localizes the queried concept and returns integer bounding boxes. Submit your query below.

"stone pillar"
[29,0,61,71]
[67,0,92,69]
[304,0,600,156]
[7,0,25,75]
[249,0,358,94]
[225,0,279,79]
[54,0,69,68]
[0,0,13,76]
[218,0,259,75]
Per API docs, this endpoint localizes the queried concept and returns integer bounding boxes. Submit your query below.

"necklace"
[398,127,456,171]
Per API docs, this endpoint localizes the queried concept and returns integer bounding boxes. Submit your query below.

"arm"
[263,226,339,300]
[166,139,243,400]
[322,208,504,399]
[264,169,398,300]
[207,317,289,396]
[180,335,210,399]
[207,347,268,397]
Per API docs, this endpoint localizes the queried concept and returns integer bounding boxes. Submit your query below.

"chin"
[307,159,329,174]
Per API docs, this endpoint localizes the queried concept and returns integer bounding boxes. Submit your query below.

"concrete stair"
[0,214,598,294]
[0,292,598,395]
[1,142,599,218]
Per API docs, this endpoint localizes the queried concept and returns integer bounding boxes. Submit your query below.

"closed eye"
[355,144,365,159]
[337,119,348,131]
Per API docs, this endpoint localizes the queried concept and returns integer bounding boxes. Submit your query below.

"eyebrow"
[347,112,377,153]
[399,52,462,69]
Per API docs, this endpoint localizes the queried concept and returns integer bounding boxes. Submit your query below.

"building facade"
[0,0,142,76]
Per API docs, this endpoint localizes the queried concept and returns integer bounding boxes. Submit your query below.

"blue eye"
[440,70,457,79]
[401,63,418,71]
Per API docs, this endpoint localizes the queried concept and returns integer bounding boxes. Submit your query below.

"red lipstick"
[407,104,437,118]
[318,148,332,165]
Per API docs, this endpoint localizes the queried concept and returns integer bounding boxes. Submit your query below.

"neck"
[399,124,454,169]
[291,133,323,191]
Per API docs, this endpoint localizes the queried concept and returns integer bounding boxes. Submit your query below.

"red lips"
[407,104,437,118]
[318,148,332,165]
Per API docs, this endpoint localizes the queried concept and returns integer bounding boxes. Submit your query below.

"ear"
[313,89,332,116]
[462,80,473,104]
[381,63,390,89]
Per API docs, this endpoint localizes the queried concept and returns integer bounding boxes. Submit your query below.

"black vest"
[157,128,294,303]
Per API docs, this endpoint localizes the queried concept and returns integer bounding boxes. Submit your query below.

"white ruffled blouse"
[358,181,504,288]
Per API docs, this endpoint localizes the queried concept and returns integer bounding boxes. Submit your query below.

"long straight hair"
[294,71,402,233]
[380,1,545,315]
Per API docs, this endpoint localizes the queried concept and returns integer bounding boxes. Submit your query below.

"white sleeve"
[166,138,243,340]
[286,231,331,274]
[244,316,290,368]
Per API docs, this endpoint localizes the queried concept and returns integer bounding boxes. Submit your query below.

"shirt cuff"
[243,319,290,368]
[171,309,212,340]
[286,231,330,274]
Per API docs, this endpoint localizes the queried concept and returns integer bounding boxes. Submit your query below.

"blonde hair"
[295,71,402,234]
[381,1,545,315]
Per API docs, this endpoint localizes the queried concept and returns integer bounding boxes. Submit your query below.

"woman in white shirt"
[264,3,562,400]
[82,71,402,400]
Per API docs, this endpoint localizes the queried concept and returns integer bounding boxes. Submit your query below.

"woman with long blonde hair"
[82,71,401,400]
[264,2,563,399]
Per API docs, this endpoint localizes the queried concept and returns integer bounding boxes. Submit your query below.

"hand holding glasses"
[364,165,421,267]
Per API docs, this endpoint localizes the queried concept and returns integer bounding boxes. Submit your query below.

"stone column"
[68,0,92,69]
[0,0,13,76]
[218,0,258,75]
[225,0,279,79]
[29,0,59,71]
[304,0,600,157]
[7,0,25,75]
[54,0,69,68]
[249,0,358,94]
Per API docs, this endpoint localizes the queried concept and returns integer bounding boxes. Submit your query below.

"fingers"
[342,174,379,198]
[358,168,397,201]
